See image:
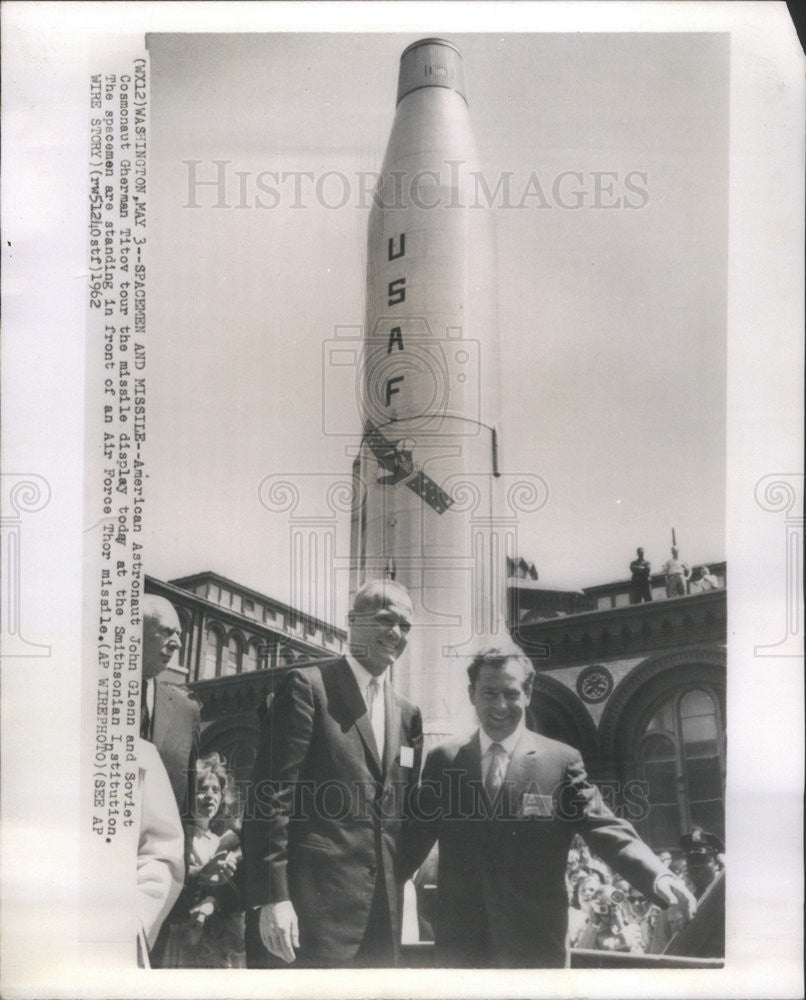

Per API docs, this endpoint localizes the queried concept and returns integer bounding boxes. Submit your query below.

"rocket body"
[352,39,504,743]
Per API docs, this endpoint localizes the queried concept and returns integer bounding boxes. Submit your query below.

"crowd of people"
[565,831,725,955]
[137,584,723,969]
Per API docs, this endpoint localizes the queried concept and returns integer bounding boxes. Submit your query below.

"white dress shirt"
[479,725,525,787]
[346,652,385,755]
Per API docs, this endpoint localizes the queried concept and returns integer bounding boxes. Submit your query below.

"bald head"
[142,594,182,679]
[348,579,413,677]
[351,578,413,617]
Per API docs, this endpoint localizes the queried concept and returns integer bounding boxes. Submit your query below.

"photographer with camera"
[586,884,646,954]
[571,875,645,953]
[568,872,604,947]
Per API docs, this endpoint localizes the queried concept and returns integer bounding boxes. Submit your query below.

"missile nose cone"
[397,37,466,105]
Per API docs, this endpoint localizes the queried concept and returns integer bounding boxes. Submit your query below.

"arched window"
[639,733,680,848]
[201,627,222,680]
[223,634,243,676]
[177,611,193,672]
[679,689,724,834]
[244,639,260,674]
[636,687,725,850]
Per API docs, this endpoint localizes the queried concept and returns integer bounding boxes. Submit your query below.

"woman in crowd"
[160,752,246,968]
[567,871,606,947]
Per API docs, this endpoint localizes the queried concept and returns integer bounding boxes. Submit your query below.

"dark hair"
[466,643,535,690]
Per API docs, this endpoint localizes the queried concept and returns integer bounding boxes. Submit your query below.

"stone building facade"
[510,562,727,852]
[145,571,345,786]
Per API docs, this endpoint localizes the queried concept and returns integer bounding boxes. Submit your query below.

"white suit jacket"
[136,738,185,949]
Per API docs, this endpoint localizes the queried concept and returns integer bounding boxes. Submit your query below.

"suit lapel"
[505,730,539,791]
[152,680,171,754]
[501,730,541,817]
[453,732,483,817]
[382,681,400,778]
[333,658,382,777]
[459,731,483,785]
[152,681,193,808]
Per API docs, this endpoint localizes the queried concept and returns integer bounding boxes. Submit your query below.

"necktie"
[485,742,506,799]
[140,692,150,739]
[367,678,385,757]
[140,680,153,740]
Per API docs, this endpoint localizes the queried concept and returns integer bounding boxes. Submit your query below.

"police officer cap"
[679,826,724,857]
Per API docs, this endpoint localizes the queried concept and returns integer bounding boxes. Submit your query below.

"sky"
[146,32,728,622]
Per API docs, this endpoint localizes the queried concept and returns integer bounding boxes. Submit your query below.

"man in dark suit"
[140,594,202,965]
[402,643,695,967]
[141,594,200,819]
[242,579,423,968]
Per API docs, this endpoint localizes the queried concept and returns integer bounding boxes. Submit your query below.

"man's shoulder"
[425,733,474,766]
[391,687,421,719]
[521,729,581,763]
[299,655,344,676]
[426,729,580,761]
[156,678,201,720]
[279,656,345,691]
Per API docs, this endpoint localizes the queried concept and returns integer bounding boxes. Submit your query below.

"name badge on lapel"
[520,792,553,818]
[399,746,414,768]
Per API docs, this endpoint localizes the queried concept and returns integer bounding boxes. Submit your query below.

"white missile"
[351,38,505,743]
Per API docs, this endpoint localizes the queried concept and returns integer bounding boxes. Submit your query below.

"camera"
[591,885,626,918]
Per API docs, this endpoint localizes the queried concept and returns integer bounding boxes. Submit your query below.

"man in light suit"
[242,579,423,968]
[402,643,696,967]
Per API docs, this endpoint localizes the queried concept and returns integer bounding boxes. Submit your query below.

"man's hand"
[259,900,299,963]
[655,873,697,920]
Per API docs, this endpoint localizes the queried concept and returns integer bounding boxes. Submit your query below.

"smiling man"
[401,643,695,967]
[242,579,423,968]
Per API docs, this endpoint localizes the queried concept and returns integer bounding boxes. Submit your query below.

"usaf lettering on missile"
[352,38,504,740]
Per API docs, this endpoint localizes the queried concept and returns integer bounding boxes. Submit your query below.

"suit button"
[368,864,377,876]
